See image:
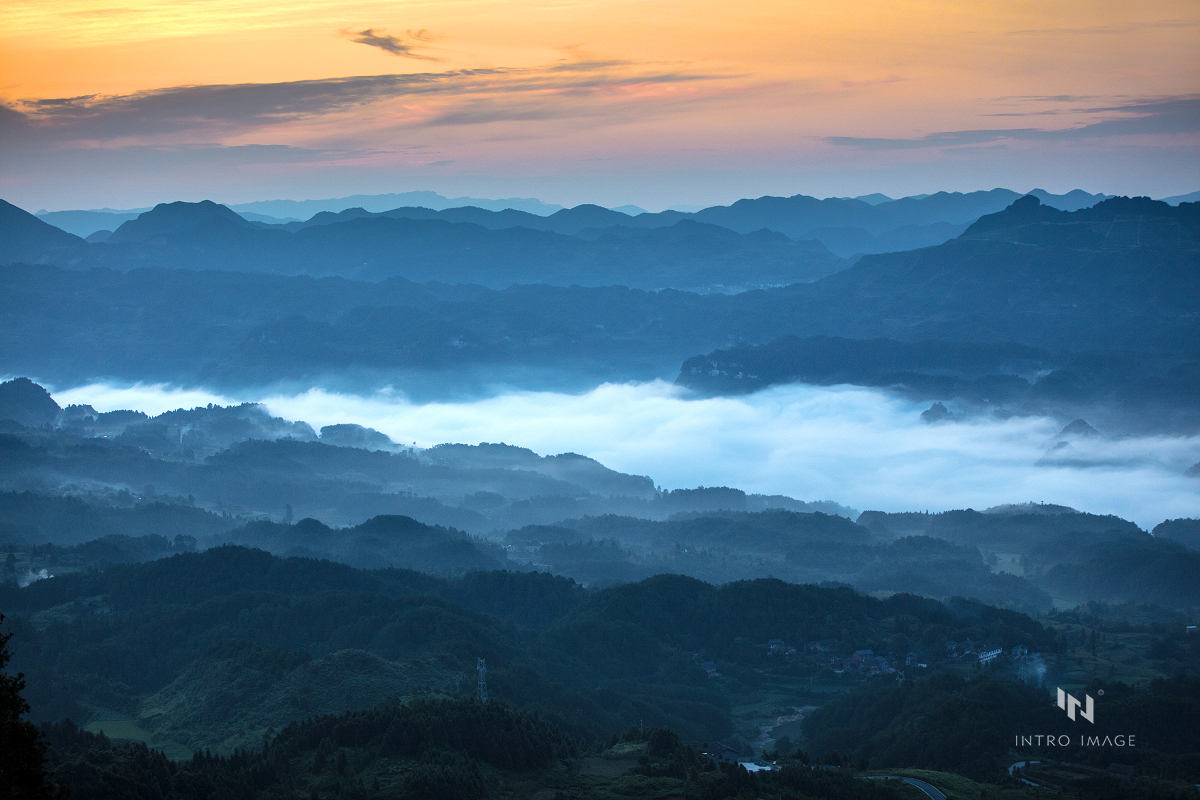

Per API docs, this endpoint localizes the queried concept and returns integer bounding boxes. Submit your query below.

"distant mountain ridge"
[28,186,1140,256]
[5,199,848,291]
[247,187,1119,257]
[33,209,146,238]
[227,190,565,218]
[261,202,650,237]
[32,192,564,237]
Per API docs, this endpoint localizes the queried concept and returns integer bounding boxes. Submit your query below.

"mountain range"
[26,186,1130,259]
[3,195,1196,425]
[33,190,567,236]
[3,198,846,291]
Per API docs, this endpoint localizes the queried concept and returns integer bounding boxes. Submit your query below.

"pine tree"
[0,615,62,799]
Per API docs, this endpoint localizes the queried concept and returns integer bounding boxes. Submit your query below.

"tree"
[0,614,61,799]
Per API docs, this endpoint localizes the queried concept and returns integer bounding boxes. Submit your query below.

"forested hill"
[674,335,1200,432]
[678,337,1056,395]
[7,543,1197,797]
[788,195,1199,352]
[3,545,1057,748]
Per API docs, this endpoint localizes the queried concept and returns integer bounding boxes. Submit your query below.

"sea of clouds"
[53,380,1199,530]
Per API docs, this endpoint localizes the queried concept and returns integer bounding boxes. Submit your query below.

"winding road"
[864,775,946,800]
[1008,760,1041,787]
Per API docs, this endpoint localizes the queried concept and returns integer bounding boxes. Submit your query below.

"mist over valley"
[27,378,1199,531]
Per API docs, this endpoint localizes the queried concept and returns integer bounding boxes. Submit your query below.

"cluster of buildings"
[945,638,1003,665]
[825,638,1024,677]
[721,635,1037,685]
[839,649,897,676]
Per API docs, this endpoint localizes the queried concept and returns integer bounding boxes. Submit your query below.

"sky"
[51,380,1200,529]
[2,0,1198,211]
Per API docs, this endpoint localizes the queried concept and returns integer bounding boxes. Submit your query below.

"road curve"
[1008,760,1041,787]
[864,775,947,800]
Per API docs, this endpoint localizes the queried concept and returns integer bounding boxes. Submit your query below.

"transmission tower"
[477,658,488,703]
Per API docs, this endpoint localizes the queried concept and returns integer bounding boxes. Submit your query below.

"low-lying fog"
[53,380,1199,529]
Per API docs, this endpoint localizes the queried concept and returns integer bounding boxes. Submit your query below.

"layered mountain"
[269,202,643,237]
[226,189,564,218]
[5,373,1195,611]
[252,187,1116,257]
[3,195,1196,401]
[6,199,846,291]
[33,208,147,238]
[25,187,1123,261]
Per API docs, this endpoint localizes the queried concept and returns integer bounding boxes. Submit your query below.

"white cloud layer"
[52,380,1200,530]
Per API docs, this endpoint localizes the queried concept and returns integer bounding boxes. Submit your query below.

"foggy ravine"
[47,379,1200,529]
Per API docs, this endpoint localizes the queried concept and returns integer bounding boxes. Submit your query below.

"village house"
[705,743,740,764]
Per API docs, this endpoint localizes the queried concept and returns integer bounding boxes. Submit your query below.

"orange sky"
[2,0,1197,209]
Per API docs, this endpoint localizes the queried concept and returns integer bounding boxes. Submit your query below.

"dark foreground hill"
[804,673,1200,783]
[1,545,1054,745]
[4,546,1198,798]
[36,704,919,800]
